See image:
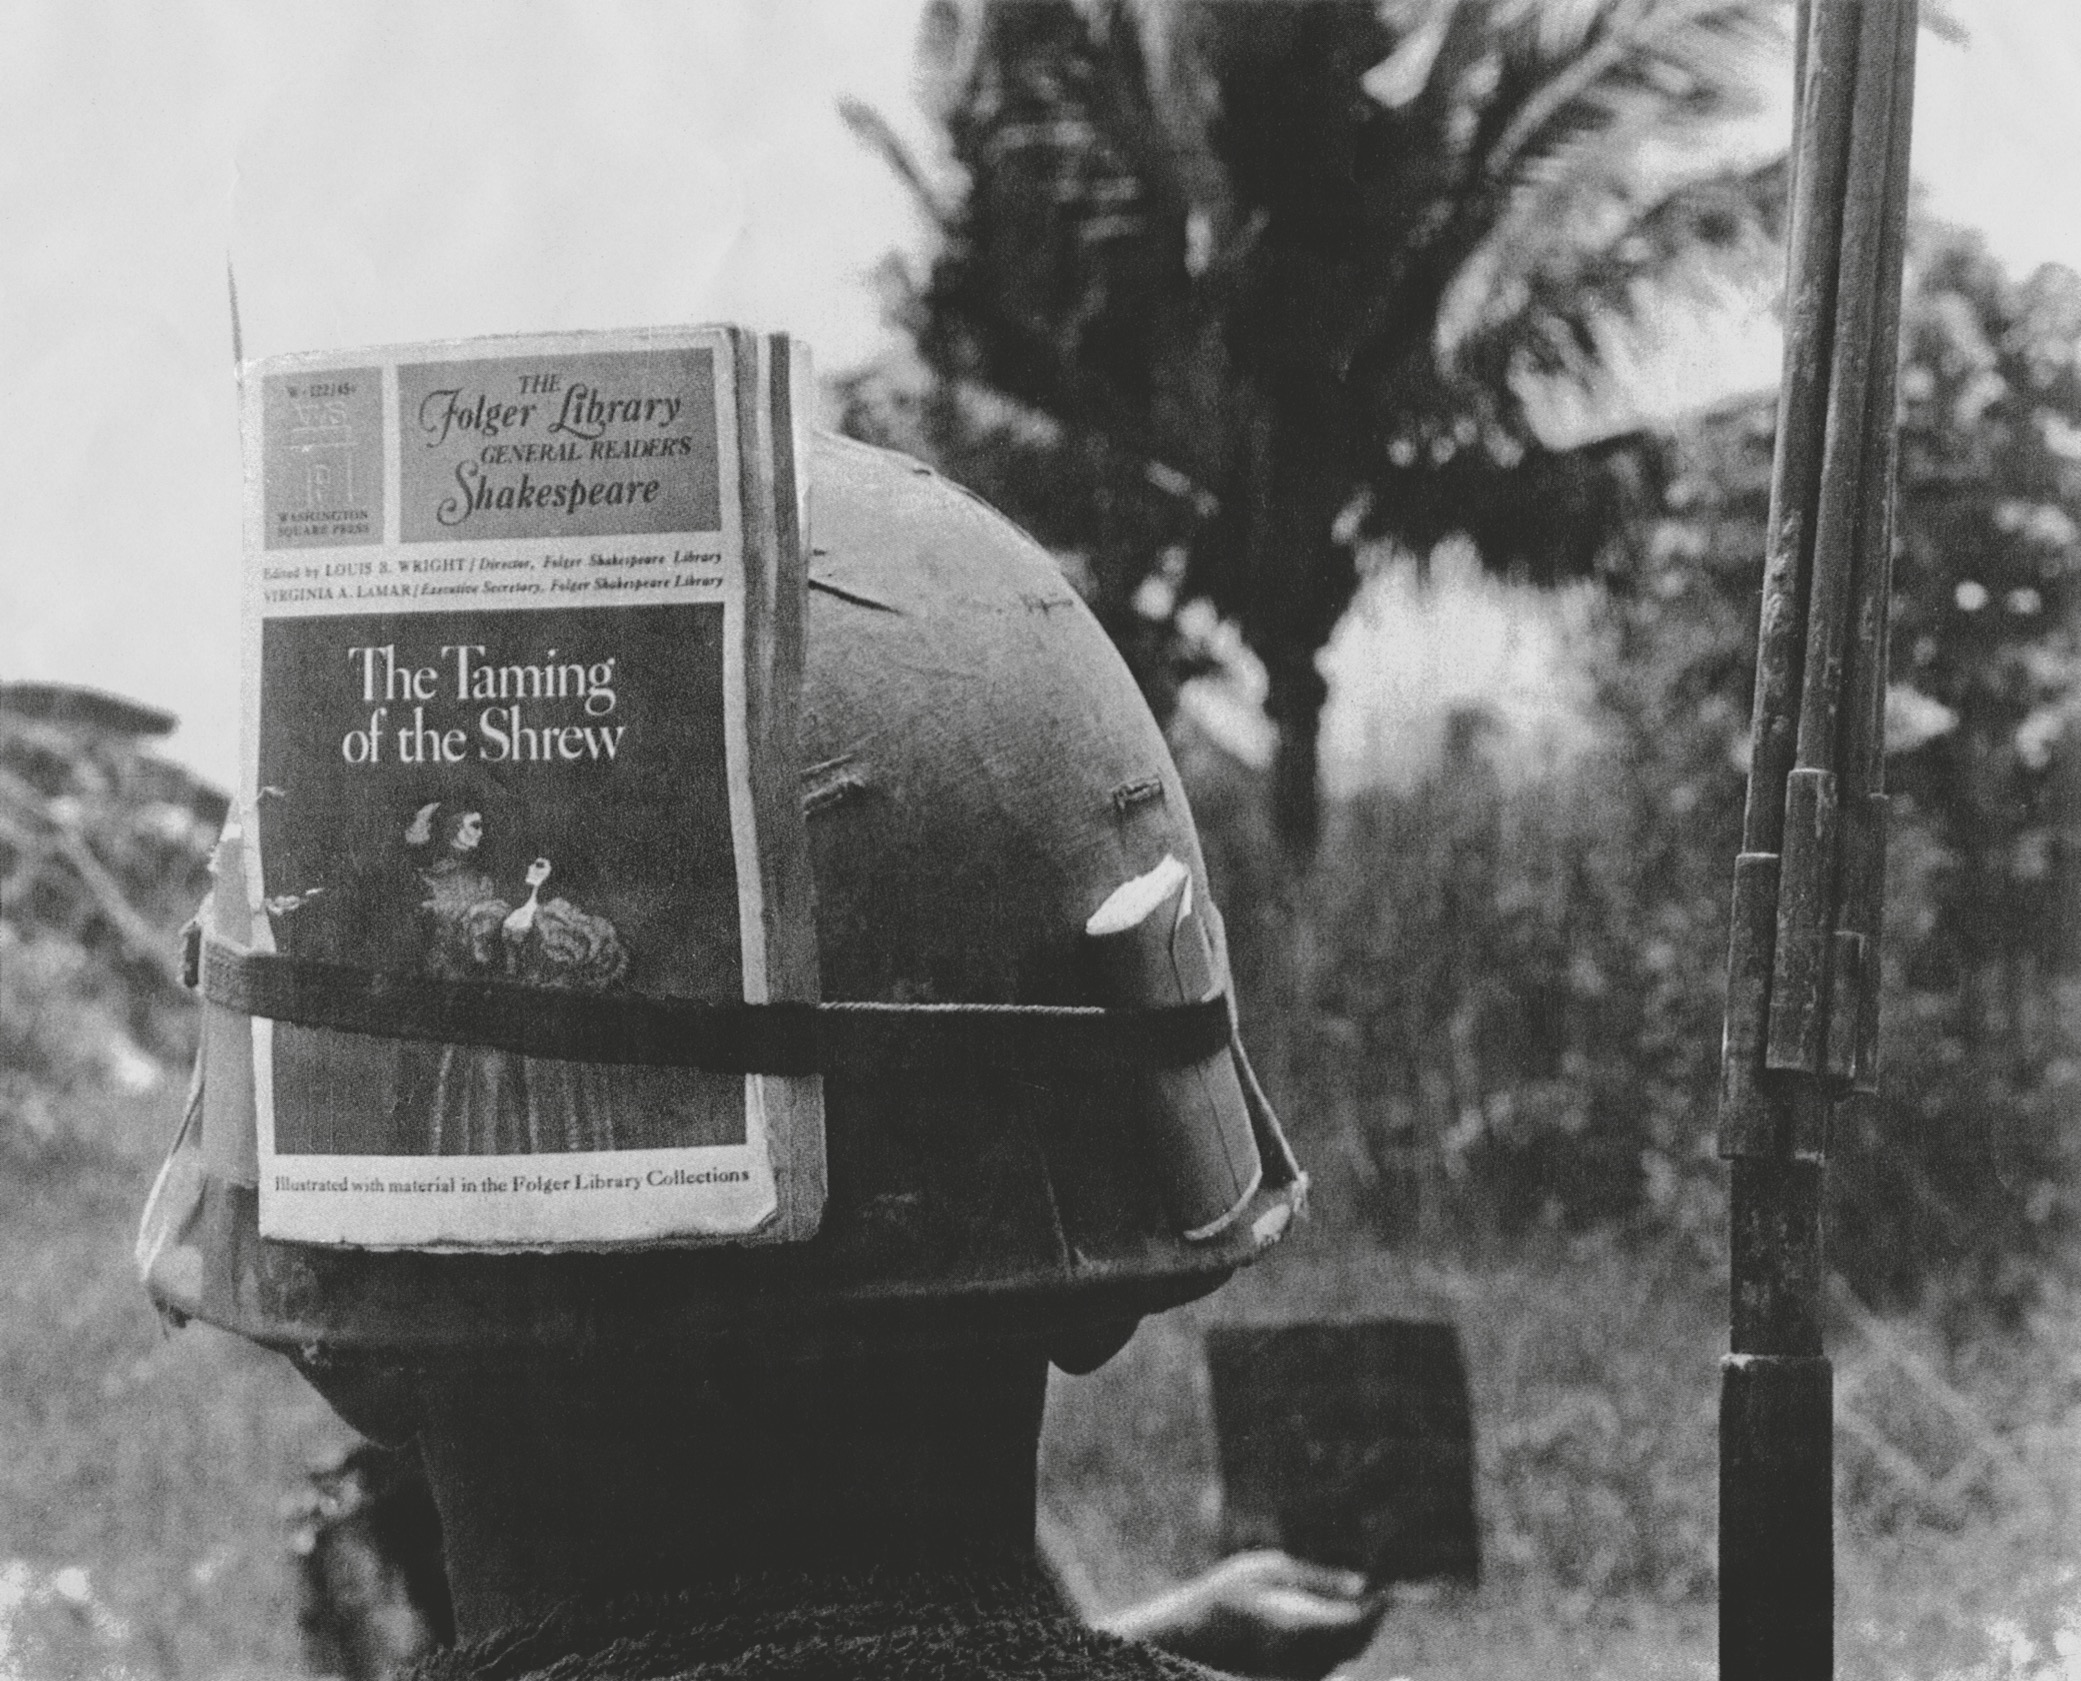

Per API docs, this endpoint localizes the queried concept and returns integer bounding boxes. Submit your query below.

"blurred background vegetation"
[4,1,2079,1676]
[840,0,2079,1305]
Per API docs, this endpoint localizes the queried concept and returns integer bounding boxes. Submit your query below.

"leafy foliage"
[1837,232,2081,1312]
[843,0,1785,841]
[1,685,222,1146]
[1211,225,2081,1310]
[0,686,348,1681]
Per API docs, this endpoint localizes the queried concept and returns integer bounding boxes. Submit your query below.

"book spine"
[736,330,824,1240]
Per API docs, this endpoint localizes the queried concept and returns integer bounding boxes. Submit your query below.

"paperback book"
[233,326,820,1249]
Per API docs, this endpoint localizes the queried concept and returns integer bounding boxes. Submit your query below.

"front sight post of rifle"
[1717,3,1918,1678]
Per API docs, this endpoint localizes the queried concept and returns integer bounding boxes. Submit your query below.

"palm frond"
[838,96,960,232]
[1425,0,1781,388]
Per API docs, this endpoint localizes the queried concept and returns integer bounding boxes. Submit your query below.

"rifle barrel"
[1720,3,1919,1677]
[1792,0,1908,776]
[1833,0,1919,1094]
[1768,0,1910,1077]
[1740,0,1862,859]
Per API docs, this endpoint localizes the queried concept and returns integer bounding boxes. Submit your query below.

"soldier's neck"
[415,1344,1048,1642]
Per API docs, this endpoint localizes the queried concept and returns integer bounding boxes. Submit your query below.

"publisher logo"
[263,370,384,549]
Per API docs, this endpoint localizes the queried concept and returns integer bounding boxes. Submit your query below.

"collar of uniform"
[402,1563,1222,1681]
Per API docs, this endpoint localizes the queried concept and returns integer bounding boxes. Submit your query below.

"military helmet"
[138,435,1304,1368]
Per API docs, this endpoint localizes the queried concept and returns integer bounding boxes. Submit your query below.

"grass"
[0,1079,352,1680]
[1042,1227,1724,1677]
[1043,1218,2081,1681]
[4,1068,2078,1678]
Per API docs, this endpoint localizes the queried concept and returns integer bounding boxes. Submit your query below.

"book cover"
[237,327,821,1249]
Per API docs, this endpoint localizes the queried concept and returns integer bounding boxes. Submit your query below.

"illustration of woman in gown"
[393,800,630,1154]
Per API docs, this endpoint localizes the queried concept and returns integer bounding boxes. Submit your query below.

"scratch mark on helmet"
[809,576,904,614]
[1111,776,1165,818]
[802,754,873,816]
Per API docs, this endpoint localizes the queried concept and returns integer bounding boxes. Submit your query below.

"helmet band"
[195,933,1232,1076]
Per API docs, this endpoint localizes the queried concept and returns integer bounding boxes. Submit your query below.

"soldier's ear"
[1047,1318,1140,1377]
[292,1354,426,1448]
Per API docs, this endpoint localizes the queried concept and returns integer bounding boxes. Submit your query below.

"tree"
[1601,226,2081,1308]
[1840,232,2081,1308]
[1231,226,2081,1305]
[841,0,1784,846]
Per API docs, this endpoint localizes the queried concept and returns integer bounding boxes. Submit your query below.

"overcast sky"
[4,0,2078,784]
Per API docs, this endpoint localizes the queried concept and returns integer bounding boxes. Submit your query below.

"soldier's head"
[140,436,1302,1611]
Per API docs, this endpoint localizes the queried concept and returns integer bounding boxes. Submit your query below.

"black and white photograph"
[4,3,2080,1678]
